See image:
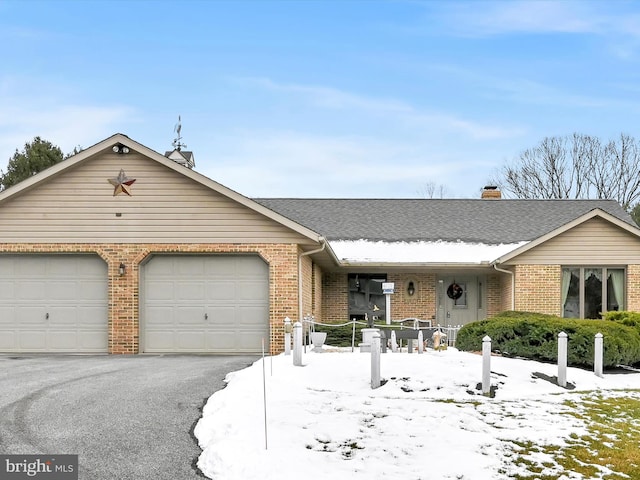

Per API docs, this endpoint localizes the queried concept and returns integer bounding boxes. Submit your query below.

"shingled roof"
[254,198,636,244]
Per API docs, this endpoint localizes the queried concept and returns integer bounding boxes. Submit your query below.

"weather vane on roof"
[172,115,187,151]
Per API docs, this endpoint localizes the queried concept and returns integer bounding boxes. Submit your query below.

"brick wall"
[322,272,349,323]
[0,242,299,354]
[486,273,504,317]
[387,273,437,322]
[627,265,640,312]
[312,262,323,321]
[514,264,562,315]
[300,253,313,321]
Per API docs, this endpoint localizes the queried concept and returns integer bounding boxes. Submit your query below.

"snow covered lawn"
[195,347,640,480]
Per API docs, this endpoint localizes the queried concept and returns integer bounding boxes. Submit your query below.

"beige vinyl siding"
[506,217,640,265]
[0,152,315,245]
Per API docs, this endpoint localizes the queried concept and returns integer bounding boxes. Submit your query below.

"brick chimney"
[481,186,501,199]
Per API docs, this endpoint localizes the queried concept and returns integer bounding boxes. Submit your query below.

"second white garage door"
[142,255,269,353]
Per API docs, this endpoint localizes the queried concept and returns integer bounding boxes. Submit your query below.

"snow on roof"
[330,239,529,264]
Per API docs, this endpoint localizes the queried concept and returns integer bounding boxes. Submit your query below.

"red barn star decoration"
[108,169,136,196]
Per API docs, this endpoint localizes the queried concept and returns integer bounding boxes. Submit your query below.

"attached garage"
[0,254,108,353]
[141,254,269,353]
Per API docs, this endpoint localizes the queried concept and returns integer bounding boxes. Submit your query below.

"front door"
[436,275,487,327]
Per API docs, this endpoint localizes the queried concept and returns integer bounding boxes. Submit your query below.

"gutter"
[493,263,515,310]
[298,237,326,321]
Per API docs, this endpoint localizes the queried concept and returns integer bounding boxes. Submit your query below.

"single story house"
[1,133,639,355]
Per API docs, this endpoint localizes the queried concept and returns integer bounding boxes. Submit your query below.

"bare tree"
[417,181,447,199]
[492,133,640,211]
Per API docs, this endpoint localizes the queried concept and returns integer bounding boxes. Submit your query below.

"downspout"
[493,263,515,311]
[298,237,326,321]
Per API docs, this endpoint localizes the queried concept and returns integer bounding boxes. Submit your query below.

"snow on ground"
[329,240,528,263]
[195,347,640,480]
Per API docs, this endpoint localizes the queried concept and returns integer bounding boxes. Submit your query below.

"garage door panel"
[17,258,46,275]
[48,258,80,275]
[206,331,237,350]
[208,282,237,301]
[177,282,205,301]
[146,281,176,301]
[79,331,108,349]
[19,331,47,350]
[238,306,267,325]
[146,259,174,275]
[0,307,15,323]
[0,281,14,299]
[176,307,206,325]
[176,332,206,350]
[210,306,237,324]
[206,257,236,274]
[16,307,47,324]
[18,282,48,300]
[80,280,111,300]
[78,306,109,325]
[0,331,16,349]
[49,331,78,350]
[236,260,267,276]
[0,259,16,275]
[234,332,263,351]
[48,281,80,301]
[0,255,108,353]
[143,255,269,353]
[48,308,78,325]
[177,258,205,275]
[146,307,174,325]
[239,281,268,300]
[145,331,175,351]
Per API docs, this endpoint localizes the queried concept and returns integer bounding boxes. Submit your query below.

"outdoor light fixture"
[112,144,130,154]
[407,281,415,296]
[119,263,126,276]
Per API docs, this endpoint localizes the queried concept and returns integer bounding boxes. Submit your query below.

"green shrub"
[456,311,640,368]
[312,321,382,347]
[603,310,640,330]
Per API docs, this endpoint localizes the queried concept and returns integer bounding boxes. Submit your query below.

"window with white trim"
[562,267,625,319]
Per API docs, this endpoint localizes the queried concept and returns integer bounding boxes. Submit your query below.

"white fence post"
[351,319,356,353]
[417,330,424,354]
[284,317,292,356]
[558,331,568,387]
[371,332,381,389]
[390,331,398,352]
[482,335,491,395]
[594,332,604,378]
[293,321,303,366]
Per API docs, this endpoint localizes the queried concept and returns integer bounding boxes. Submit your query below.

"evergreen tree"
[1,137,66,191]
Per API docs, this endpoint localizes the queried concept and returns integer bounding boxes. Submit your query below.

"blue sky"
[1,0,639,198]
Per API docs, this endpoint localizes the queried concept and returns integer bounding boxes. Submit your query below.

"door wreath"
[447,283,463,300]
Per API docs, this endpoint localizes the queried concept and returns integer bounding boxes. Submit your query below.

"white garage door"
[0,255,108,353]
[142,255,269,353]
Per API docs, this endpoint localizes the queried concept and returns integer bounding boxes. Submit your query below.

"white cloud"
[0,76,137,162]
[421,1,640,60]
[235,76,522,140]
[241,77,413,113]
[198,129,498,198]
[429,1,604,37]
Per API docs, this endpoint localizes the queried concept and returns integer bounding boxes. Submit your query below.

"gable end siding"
[505,217,640,265]
[0,152,315,245]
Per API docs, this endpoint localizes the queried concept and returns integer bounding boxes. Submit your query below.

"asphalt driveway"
[0,354,258,479]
